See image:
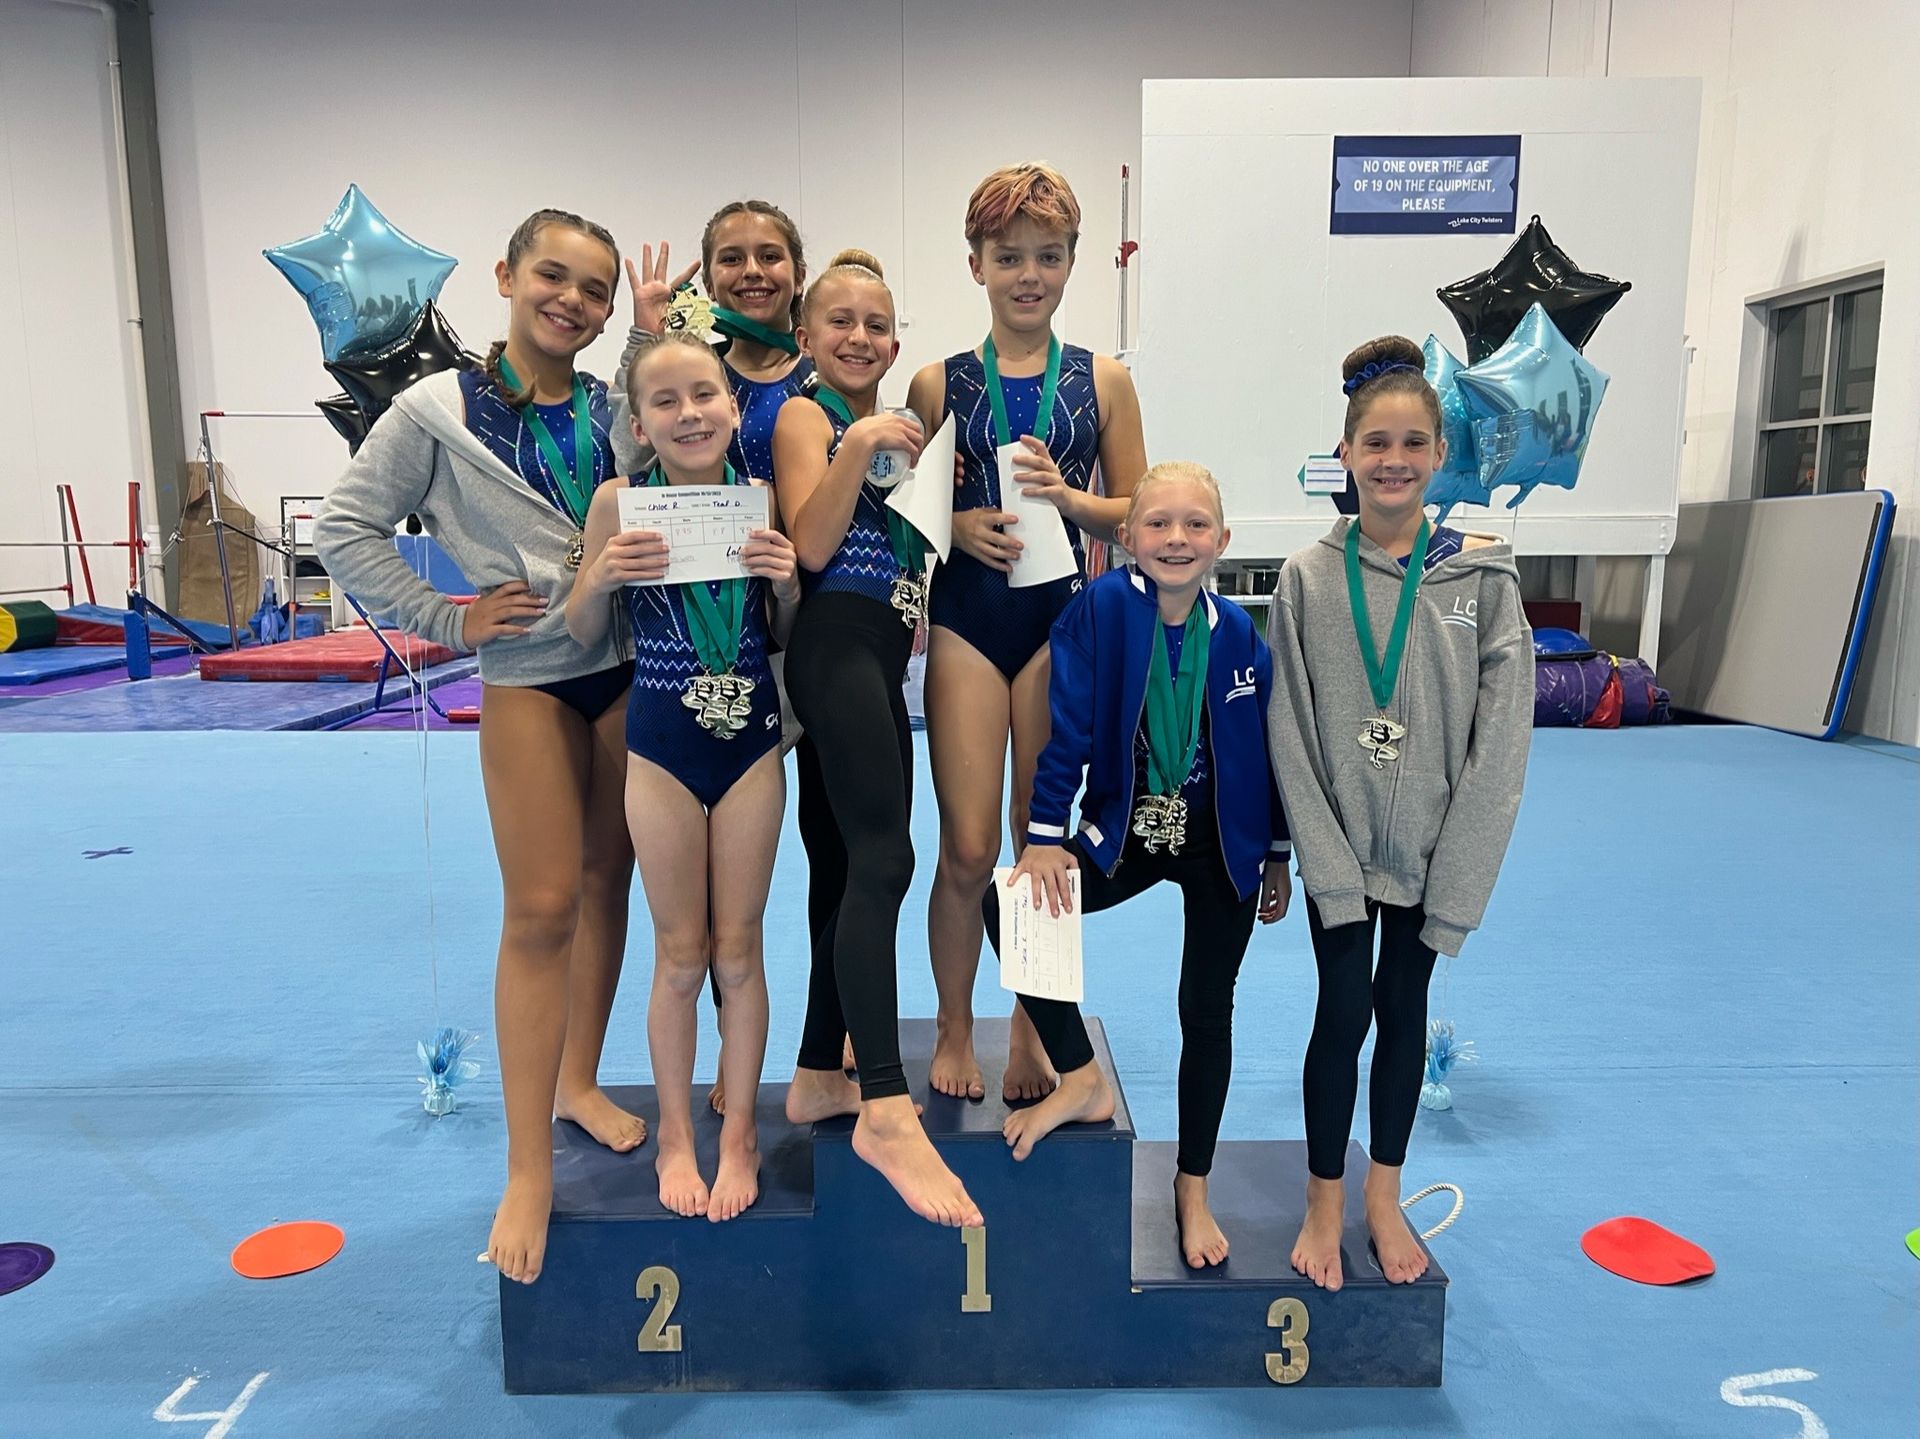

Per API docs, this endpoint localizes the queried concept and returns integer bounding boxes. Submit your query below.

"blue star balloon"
[1455,304,1611,509]
[264,185,457,361]
[1422,334,1492,523]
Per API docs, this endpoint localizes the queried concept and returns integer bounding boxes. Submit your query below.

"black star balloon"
[1436,215,1631,363]
[314,392,371,453]
[323,300,479,430]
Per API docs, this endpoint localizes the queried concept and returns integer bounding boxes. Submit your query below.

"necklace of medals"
[495,355,597,570]
[1132,601,1210,855]
[812,386,931,626]
[1345,518,1430,769]
[645,464,756,738]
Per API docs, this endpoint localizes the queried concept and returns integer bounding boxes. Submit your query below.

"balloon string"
[1402,1182,1464,1240]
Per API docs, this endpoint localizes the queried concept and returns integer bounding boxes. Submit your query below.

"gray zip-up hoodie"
[313,368,628,686]
[1264,518,1533,956]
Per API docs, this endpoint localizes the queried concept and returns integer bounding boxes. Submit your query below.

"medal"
[1345,519,1429,764]
[1134,602,1210,857]
[681,671,756,738]
[565,532,585,571]
[664,284,717,341]
[494,355,598,549]
[889,573,928,625]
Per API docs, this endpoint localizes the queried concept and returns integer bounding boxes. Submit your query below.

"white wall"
[0,0,152,604]
[1413,0,1920,744]
[143,0,1410,540]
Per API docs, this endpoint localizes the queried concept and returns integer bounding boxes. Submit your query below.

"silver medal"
[1130,793,1189,855]
[682,671,756,739]
[1358,717,1407,769]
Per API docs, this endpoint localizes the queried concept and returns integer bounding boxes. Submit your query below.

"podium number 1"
[961,1225,992,1314]
[1265,1296,1310,1383]
[637,1265,683,1352]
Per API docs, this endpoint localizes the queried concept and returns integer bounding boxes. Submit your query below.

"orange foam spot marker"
[1581,1216,1714,1285]
[231,1221,344,1280]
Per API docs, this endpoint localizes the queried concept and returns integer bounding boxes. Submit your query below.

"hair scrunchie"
[1341,360,1422,397]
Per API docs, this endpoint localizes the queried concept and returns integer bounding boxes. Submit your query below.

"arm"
[566,481,626,648]
[749,482,802,647]
[1254,631,1294,924]
[610,244,697,476]
[1418,574,1535,956]
[1011,594,1099,914]
[916,357,1024,572]
[774,399,924,572]
[1083,354,1148,540]
[1265,581,1369,927]
[313,407,477,653]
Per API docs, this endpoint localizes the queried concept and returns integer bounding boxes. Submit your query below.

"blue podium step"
[499,1018,1444,1392]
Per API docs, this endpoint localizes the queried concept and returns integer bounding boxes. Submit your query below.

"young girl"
[990,463,1290,1269]
[906,162,1149,1105]
[314,209,637,1285]
[1266,336,1533,1290]
[616,204,840,1115]
[773,250,982,1229]
[567,331,800,1221]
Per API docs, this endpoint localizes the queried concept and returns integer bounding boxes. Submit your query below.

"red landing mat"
[198,627,455,683]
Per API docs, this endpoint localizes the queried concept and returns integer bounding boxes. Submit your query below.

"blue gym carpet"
[1,725,1914,1434]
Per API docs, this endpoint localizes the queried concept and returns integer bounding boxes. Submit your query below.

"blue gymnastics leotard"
[726,355,814,484]
[459,368,632,716]
[800,395,915,607]
[622,471,781,806]
[928,341,1101,680]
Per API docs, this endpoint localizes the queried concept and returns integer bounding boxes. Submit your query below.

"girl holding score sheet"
[774,250,982,1229]
[1266,337,1532,1289]
[567,330,802,1221]
[906,161,1149,1106]
[987,462,1290,1270]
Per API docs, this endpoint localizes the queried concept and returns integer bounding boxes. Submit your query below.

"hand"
[1008,841,1077,918]
[848,410,924,465]
[1010,435,1075,518]
[952,507,1023,571]
[740,528,799,600]
[462,580,547,646]
[587,529,670,593]
[1258,857,1293,924]
[626,242,701,336]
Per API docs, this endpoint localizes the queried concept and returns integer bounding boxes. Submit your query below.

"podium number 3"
[961,1225,992,1314]
[637,1265,683,1353]
[1265,1296,1310,1384]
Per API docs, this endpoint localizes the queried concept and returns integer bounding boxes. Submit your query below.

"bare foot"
[1002,1062,1114,1160]
[1364,1171,1430,1284]
[1290,1175,1345,1291]
[708,1078,725,1116]
[852,1095,983,1227]
[786,1066,862,1124]
[654,1132,709,1218]
[843,1034,856,1073]
[930,1014,986,1100]
[553,1086,648,1152]
[486,1171,552,1285]
[1002,1012,1058,1101]
[708,1124,761,1223]
[1174,1172,1229,1268]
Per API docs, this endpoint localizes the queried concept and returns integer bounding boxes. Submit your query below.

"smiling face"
[704,210,800,331]
[1118,474,1229,596]
[969,216,1074,336]
[795,272,898,399]
[630,341,738,477]
[495,224,616,363]
[1346,391,1447,527]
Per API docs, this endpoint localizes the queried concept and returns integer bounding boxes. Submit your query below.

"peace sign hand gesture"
[626,241,702,337]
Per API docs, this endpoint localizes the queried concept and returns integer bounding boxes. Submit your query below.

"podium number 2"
[1265,1296,1310,1384]
[637,1265,683,1352]
[961,1225,992,1314]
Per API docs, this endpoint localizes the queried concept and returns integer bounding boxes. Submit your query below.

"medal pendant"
[682,671,756,739]
[889,574,928,627]
[1358,716,1407,769]
[1130,793,1188,855]
[565,531,585,571]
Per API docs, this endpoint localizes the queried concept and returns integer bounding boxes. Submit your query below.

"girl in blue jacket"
[989,462,1291,1269]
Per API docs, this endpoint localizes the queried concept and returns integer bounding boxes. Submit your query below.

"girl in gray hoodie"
[1266,336,1533,1294]
[314,209,636,1289]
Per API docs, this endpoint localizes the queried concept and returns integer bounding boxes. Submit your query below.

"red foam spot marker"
[231,1221,344,1280]
[447,706,480,724]
[1581,1216,1714,1285]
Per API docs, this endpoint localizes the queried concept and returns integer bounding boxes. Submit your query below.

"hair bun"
[1340,335,1423,384]
[828,247,884,279]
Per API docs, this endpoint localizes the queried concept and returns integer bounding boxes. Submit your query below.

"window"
[1754,276,1880,498]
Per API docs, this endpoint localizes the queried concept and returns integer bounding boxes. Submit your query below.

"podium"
[500,1019,1446,1392]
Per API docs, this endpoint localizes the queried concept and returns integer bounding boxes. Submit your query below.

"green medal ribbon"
[1344,519,1431,712]
[711,305,800,355]
[494,355,595,527]
[982,333,1062,449]
[646,463,746,674]
[1143,603,1210,797]
[813,386,926,578]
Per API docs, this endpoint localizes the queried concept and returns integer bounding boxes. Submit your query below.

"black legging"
[983,827,1258,1176]
[785,590,914,1101]
[1301,896,1438,1180]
